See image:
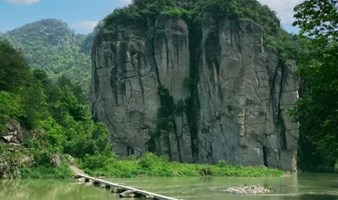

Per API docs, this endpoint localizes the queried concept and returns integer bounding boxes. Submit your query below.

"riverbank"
[80,153,284,178]
[0,143,73,179]
[1,143,283,179]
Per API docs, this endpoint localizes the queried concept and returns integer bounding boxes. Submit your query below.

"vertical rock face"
[91,16,299,171]
[195,18,299,170]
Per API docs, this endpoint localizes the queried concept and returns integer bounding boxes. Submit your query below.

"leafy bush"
[198,166,213,176]
[139,152,168,168]
[20,164,72,179]
[160,7,191,19]
[0,92,23,130]
[81,154,114,170]
[217,160,230,167]
[33,150,53,167]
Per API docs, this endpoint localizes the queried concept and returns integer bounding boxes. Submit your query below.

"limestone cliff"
[91,15,299,171]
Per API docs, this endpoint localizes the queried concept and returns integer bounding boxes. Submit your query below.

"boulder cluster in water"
[224,185,272,194]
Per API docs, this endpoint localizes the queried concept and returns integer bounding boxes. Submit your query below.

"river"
[0,173,337,200]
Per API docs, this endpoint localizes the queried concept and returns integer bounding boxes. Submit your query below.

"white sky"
[258,0,303,33]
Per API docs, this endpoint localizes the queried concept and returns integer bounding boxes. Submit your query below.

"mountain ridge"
[0,19,93,93]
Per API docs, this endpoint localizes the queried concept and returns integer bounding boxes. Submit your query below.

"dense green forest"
[0,19,92,93]
[291,0,338,171]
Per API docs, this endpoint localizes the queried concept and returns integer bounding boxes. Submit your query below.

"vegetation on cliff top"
[103,0,303,61]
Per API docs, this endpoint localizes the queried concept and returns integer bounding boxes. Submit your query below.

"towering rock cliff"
[91,8,299,171]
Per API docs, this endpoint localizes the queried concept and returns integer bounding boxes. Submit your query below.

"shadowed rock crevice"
[186,20,203,162]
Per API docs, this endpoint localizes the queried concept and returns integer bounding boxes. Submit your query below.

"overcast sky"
[0,0,302,34]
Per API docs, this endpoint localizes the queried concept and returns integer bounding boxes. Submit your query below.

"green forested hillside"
[0,19,91,93]
[0,40,111,178]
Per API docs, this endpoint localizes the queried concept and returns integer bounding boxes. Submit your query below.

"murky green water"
[1,173,337,200]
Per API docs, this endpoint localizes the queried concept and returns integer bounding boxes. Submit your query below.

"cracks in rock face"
[165,33,170,74]
[277,60,288,150]
[91,64,100,119]
[110,39,120,105]
[101,96,123,143]
[267,57,289,165]
[173,114,183,162]
[147,19,185,162]
[185,20,202,162]
[130,52,145,105]
[148,19,162,86]
[230,19,242,54]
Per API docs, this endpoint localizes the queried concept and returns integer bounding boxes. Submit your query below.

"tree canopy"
[103,0,302,63]
[0,40,29,92]
[292,0,338,170]
[294,0,338,40]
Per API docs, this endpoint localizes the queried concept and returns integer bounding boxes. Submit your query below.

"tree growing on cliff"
[292,0,338,170]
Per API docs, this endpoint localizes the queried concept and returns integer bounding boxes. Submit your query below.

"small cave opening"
[127,146,135,156]
[262,146,268,167]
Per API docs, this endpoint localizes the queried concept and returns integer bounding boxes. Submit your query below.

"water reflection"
[300,194,338,200]
[108,173,338,200]
[0,180,114,200]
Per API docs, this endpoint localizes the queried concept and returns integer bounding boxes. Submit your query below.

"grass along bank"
[0,145,283,179]
[80,153,284,178]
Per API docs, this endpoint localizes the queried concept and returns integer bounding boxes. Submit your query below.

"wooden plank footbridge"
[73,170,181,200]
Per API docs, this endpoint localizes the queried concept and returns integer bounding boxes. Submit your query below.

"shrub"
[0,92,24,130]
[139,152,167,168]
[33,150,53,167]
[81,154,114,170]
[198,166,213,176]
